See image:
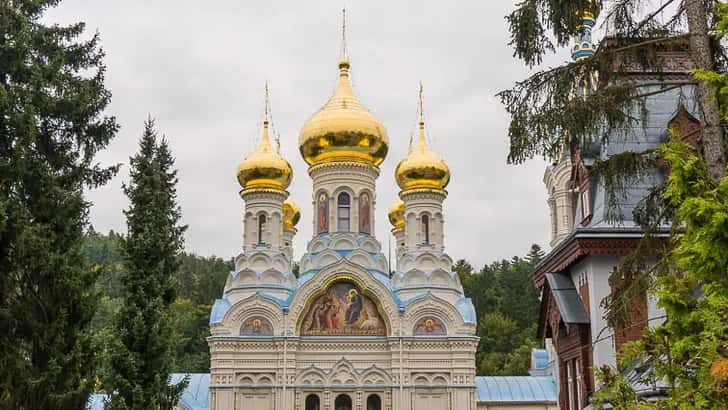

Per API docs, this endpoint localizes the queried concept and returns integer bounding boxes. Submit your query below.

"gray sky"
[46,1,572,269]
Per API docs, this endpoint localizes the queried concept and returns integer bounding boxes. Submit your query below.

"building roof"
[475,376,557,403]
[86,374,210,410]
[546,273,590,324]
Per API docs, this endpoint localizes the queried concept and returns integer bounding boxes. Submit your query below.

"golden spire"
[237,83,293,193]
[395,83,450,193]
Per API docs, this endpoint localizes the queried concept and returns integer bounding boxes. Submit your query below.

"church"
[201,27,557,410]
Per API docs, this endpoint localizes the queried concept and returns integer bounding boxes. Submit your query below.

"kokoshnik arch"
[207,25,481,410]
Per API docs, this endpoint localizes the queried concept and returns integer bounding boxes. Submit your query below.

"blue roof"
[209,298,231,324]
[475,376,557,403]
[88,374,210,410]
[171,373,210,410]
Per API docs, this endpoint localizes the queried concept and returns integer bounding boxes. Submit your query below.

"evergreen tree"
[0,1,118,407]
[105,119,188,409]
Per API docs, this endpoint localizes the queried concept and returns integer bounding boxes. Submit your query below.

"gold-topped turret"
[395,83,450,193]
[283,198,301,231]
[237,85,293,194]
[298,11,388,167]
[388,199,405,231]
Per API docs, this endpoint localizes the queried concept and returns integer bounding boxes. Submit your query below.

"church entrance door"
[334,394,352,410]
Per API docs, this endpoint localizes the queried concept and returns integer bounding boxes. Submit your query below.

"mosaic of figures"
[240,316,274,335]
[413,317,446,335]
[300,281,386,336]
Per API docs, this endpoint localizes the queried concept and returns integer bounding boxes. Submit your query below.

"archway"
[305,394,320,410]
[366,394,382,410]
[334,394,352,410]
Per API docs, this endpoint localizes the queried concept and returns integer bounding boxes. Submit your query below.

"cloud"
[46,0,569,269]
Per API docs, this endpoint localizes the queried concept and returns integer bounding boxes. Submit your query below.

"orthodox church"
[201,28,556,410]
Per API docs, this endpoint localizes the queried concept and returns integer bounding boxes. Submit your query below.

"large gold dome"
[395,120,450,192]
[282,198,301,230]
[388,199,405,231]
[237,120,293,193]
[299,59,388,167]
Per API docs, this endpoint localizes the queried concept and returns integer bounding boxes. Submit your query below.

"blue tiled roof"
[475,376,557,403]
[88,374,210,410]
[171,373,210,410]
[209,298,231,324]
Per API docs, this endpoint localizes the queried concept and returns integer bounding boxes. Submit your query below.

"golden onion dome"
[387,199,405,231]
[282,198,301,230]
[299,59,388,167]
[395,119,450,192]
[237,119,293,193]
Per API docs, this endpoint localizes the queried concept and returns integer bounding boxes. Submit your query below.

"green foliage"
[460,245,542,375]
[105,119,188,409]
[0,0,119,407]
[83,232,231,378]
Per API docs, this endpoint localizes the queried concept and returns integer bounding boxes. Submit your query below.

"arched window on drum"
[257,214,266,244]
[337,192,351,232]
[421,214,430,244]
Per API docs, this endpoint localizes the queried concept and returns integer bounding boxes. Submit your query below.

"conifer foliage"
[0,1,119,408]
[106,119,188,409]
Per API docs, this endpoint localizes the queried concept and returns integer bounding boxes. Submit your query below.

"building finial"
[418,81,425,124]
[340,8,348,61]
[263,81,271,124]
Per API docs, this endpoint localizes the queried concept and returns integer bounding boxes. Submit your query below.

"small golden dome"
[299,59,388,167]
[388,199,405,231]
[283,198,301,230]
[395,120,450,192]
[237,119,293,193]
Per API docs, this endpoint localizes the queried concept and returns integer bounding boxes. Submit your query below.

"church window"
[337,192,351,232]
[305,394,320,410]
[335,394,352,410]
[421,214,430,244]
[366,394,382,410]
[257,214,266,244]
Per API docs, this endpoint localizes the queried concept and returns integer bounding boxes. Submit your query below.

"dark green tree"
[0,1,119,407]
[105,119,188,409]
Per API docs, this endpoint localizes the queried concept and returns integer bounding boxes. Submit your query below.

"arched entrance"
[305,394,320,410]
[334,394,352,410]
[366,394,382,410]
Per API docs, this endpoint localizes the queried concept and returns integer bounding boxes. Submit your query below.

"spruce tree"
[106,119,187,409]
[0,1,119,408]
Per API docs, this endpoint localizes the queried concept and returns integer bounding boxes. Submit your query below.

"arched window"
[305,394,320,410]
[257,214,266,244]
[337,192,350,232]
[366,394,382,410]
[421,214,430,244]
[334,394,352,410]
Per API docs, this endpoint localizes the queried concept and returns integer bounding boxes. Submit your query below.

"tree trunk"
[685,0,725,180]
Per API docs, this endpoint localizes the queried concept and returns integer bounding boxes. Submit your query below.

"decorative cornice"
[308,160,380,178]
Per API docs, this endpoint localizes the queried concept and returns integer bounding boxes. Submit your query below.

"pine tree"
[0,1,119,408]
[525,244,545,265]
[105,119,188,409]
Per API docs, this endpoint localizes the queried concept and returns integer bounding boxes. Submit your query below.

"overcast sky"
[45,1,573,269]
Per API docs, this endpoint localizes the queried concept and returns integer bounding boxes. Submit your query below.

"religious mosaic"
[240,317,273,336]
[413,317,446,335]
[300,281,386,336]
